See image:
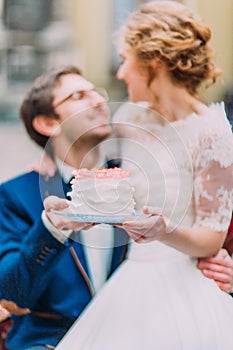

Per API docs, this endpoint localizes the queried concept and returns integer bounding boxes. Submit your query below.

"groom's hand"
[43,195,94,232]
[197,248,233,293]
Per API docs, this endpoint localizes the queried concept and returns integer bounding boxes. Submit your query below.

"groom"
[0,65,128,350]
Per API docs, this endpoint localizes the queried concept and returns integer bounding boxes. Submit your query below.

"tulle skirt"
[56,242,233,350]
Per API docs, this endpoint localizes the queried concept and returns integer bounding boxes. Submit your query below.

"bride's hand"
[120,206,167,243]
[43,196,95,231]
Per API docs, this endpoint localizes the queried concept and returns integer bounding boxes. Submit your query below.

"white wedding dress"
[56,102,233,350]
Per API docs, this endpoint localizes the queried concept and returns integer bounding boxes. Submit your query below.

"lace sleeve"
[193,108,233,231]
[194,161,233,231]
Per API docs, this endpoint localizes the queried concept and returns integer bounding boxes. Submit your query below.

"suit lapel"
[69,232,95,297]
[109,227,129,276]
[39,171,69,201]
[70,231,90,274]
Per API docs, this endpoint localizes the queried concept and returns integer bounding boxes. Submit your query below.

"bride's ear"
[32,115,61,137]
[150,58,163,74]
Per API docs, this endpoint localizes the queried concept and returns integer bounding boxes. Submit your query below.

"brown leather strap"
[30,311,62,319]
[1,299,62,320]
[69,246,95,297]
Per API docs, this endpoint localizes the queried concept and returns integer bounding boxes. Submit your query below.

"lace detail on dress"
[189,102,233,169]
[194,175,233,231]
[196,133,233,169]
[191,103,233,231]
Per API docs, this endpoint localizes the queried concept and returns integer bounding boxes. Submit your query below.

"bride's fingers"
[143,206,162,215]
[123,216,161,231]
[134,236,145,243]
[132,229,155,243]
[121,224,151,240]
[82,223,96,230]
[121,214,167,243]
[129,232,146,242]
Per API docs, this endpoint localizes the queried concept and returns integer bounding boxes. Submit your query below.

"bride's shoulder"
[193,102,233,167]
[207,101,231,123]
[202,102,232,136]
[189,102,232,135]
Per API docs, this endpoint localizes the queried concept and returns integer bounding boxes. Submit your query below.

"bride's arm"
[122,160,233,258]
[167,158,233,257]
[122,211,225,257]
[161,223,226,258]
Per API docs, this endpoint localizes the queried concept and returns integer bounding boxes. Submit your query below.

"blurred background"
[0,0,233,182]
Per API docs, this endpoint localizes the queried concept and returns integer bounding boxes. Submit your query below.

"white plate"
[51,210,150,224]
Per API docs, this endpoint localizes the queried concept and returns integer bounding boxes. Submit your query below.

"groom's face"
[52,73,111,144]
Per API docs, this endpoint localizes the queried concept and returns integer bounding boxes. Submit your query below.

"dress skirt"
[56,241,233,350]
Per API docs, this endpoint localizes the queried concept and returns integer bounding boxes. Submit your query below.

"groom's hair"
[20,65,82,149]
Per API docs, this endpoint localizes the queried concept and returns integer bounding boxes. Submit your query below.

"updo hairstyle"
[121,1,221,95]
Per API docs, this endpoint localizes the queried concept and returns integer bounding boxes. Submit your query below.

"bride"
[54,1,233,349]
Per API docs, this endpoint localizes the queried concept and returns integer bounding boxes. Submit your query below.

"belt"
[1,299,63,319]
[30,310,63,319]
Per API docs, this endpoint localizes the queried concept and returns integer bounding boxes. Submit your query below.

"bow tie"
[67,175,74,186]
[67,176,74,187]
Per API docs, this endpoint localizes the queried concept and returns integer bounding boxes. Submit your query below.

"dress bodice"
[113,101,233,233]
[113,102,233,261]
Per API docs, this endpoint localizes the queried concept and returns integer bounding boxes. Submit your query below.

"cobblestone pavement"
[0,122,42,183]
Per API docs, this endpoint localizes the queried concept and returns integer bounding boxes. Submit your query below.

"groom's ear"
[32,115,61,137]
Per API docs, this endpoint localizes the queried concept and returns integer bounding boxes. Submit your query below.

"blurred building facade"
[0,0,233,120]
[0,0,232,182]
[0,0,78,119]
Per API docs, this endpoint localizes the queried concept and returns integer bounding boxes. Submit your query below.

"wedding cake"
[68,167,136,216]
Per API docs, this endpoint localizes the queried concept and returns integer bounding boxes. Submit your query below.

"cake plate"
[51,210,150,224]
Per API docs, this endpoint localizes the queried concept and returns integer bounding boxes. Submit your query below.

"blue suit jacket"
[0,170,128,349]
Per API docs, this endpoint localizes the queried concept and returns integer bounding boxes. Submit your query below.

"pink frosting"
[73,167,130,180]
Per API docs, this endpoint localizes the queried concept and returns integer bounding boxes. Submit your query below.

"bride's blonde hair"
[120,1,221,95]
